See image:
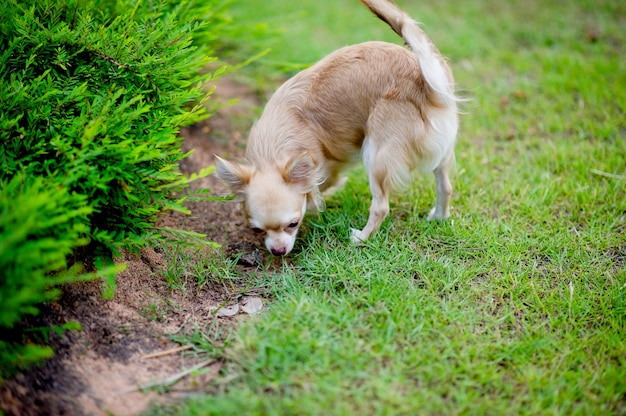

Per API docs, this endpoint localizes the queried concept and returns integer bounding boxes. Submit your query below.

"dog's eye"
[287,222,299,229]
[251,227,264,234]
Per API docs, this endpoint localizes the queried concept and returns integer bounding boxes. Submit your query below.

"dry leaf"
[212,304,239,317]
[240,297,263,315]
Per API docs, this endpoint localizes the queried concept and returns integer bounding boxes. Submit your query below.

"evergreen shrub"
[0,0,233,378]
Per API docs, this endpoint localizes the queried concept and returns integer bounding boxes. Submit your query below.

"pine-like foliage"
[0,0,231,378]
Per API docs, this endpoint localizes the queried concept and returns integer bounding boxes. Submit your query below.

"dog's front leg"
[350,177,389,244]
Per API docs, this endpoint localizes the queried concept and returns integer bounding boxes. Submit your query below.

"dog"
[216,0,459,256]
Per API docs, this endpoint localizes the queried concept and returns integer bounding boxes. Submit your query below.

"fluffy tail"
[360,0,457,106]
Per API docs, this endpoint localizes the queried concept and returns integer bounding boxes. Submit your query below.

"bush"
[1,0,224,255]
[0,0,232,378]
[0,174,94,378]
[0,175,90,326]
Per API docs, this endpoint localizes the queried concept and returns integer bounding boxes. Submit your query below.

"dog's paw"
[427,207,449,221]
[350,228,365,245]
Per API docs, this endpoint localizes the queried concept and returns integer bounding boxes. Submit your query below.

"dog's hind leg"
[427,151,454,220]
[350,175,390,243]
[350,141,392,244]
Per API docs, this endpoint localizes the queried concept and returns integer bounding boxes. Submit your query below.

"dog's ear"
[283,153,315,190]
[215,156,253,200]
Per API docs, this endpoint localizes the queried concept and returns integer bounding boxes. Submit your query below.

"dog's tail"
[360,0,457,106]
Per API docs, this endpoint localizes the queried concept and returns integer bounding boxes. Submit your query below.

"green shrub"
[0,0,233,377]
[1,0,223,255]
[0,174,94,379]
[0,174,91,327]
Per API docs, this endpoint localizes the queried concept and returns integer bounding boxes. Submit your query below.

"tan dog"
[216,0,459,256]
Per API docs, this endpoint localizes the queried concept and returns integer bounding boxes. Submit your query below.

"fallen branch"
[141,345,193,360]
[113,359,215,395]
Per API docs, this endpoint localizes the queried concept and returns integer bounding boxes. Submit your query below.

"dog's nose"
[271,247,287,256]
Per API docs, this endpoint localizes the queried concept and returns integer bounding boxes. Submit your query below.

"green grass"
[152,0,625,414]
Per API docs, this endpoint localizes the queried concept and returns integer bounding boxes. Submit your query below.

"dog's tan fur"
[217,0,459,256]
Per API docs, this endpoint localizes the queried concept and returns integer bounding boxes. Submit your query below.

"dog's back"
[247,42,432,166]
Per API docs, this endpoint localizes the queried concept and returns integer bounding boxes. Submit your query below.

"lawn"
[154,0,625,414]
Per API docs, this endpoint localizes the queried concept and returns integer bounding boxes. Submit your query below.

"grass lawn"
[153,0,625,414]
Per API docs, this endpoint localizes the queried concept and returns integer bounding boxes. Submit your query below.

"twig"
[590,169,626,180]
[113,359,215,395]
[141,344,192,360]
[93,52,124,68]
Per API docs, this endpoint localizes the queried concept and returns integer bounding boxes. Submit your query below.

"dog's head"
[216,153,321,256]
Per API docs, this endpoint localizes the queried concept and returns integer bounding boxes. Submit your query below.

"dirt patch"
[0,77,268,416]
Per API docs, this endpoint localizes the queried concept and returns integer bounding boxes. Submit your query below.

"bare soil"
[0,78,269,416]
